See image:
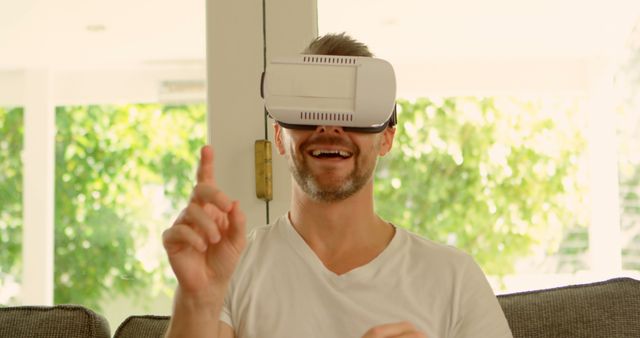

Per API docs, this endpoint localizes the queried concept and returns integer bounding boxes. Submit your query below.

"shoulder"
[397,227,474,267]
[389,227,487,291]
[245,216,285,246]
[394,229,505,321]
[246,223,275,242]
[235,215,290,264]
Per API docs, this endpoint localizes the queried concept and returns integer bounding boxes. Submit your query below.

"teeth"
[311,150,352,158]
[312,150,338,156]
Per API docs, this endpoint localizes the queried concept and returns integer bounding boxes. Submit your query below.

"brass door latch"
[254,140,273,201]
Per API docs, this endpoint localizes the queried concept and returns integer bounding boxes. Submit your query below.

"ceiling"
[319,0,640,61]
[0,0,639,71]
[0,0,205,70]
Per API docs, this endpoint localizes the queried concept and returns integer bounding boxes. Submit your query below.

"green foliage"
[54,104,205,310]
[374,97,587,276]
[617,23,640,271]
[0,107,24,279]
[1,97,589,306]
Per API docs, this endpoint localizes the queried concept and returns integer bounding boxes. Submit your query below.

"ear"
[378,127,396,156]
[274,123,286,155]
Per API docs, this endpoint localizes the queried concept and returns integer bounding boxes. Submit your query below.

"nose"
[316,125,344,134]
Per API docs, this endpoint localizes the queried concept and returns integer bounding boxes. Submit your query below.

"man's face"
[275,124,395,202]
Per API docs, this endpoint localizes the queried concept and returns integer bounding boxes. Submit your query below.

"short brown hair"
[302,33,373,57]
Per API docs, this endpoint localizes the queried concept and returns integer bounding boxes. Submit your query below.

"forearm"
[165,285,227,338]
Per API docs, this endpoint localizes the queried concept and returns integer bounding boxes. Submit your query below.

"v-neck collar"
[278,213,403,283]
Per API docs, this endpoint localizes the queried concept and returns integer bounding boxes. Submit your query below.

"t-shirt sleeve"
[219,227,258,331]
[219,287,233,328]
[451,255,513,338]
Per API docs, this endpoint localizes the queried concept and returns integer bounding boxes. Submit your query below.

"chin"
[313,177,351,190]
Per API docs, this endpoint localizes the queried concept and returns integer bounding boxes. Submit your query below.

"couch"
[1,277,638,338]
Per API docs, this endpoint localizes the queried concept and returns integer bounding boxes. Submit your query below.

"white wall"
[0,71,25,105]
[207,0,317,228]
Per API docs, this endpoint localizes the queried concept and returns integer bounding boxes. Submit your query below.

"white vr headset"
[261,54,397,133]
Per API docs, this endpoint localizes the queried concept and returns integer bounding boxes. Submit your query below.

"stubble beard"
[287,140,377,203]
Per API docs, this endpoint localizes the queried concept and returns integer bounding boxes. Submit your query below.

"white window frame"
[1,0,318,306]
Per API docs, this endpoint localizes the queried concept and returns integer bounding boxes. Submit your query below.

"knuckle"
[161,228,171,243]
[366,327,382,336]
[194,183,224,204]
[185,202,199,216]
[190,184,200,197]
[192,183,207,197]
[162,226,182,246]
[168,224,184,235]
[173,209,187,223]
[212,189,225,202]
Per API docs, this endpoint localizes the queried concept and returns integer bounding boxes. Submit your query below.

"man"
[162,33,513,338]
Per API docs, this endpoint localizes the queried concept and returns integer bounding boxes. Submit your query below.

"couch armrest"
[113,315,170,338]
[0,304,110,338]
[497,277,640,338]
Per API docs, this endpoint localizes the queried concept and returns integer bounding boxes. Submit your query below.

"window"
[320,1,640,293]
[374,96,590,290]
[618,23,640,272]
[53,104,205,325]
[2,0,207,328]
[619,108,640,271]
[0,106,24,305]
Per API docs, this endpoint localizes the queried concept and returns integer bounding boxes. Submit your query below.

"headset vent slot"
[302,56,357,65]
[299,112,354,122]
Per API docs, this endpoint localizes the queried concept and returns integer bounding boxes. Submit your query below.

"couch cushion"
[115,278,640,338]
[498,277,640,338]
[0,304,110,338]
[113,315,169,338]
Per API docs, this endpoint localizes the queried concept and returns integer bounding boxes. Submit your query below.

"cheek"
[359,136,383,155]
[284,137,302,159]
[355,142,378,164]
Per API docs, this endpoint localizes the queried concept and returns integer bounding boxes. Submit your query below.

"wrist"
[175,284,228,312]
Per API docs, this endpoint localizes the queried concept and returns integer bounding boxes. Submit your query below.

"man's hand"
[162,145,247,298]
[361,322,427,338]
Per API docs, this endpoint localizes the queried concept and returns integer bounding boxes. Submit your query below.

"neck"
[288,178,394,273]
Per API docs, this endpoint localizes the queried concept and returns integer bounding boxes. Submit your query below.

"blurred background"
[1,0,640,329]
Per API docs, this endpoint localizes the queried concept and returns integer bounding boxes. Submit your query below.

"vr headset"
[261,54,397,133]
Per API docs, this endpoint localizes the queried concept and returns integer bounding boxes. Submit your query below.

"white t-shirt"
[221,214,513,338]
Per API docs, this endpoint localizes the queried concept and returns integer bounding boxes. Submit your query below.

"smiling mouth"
[309,149,353,159]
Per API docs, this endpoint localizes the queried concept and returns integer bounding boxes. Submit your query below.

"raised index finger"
[196,145,216,185]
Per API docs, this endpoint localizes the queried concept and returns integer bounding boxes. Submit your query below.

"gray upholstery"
[114,278,640,338]
[497,277,640,338]
[0,304,110,338]
[1,278,638,337]
[113,315,169,338]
